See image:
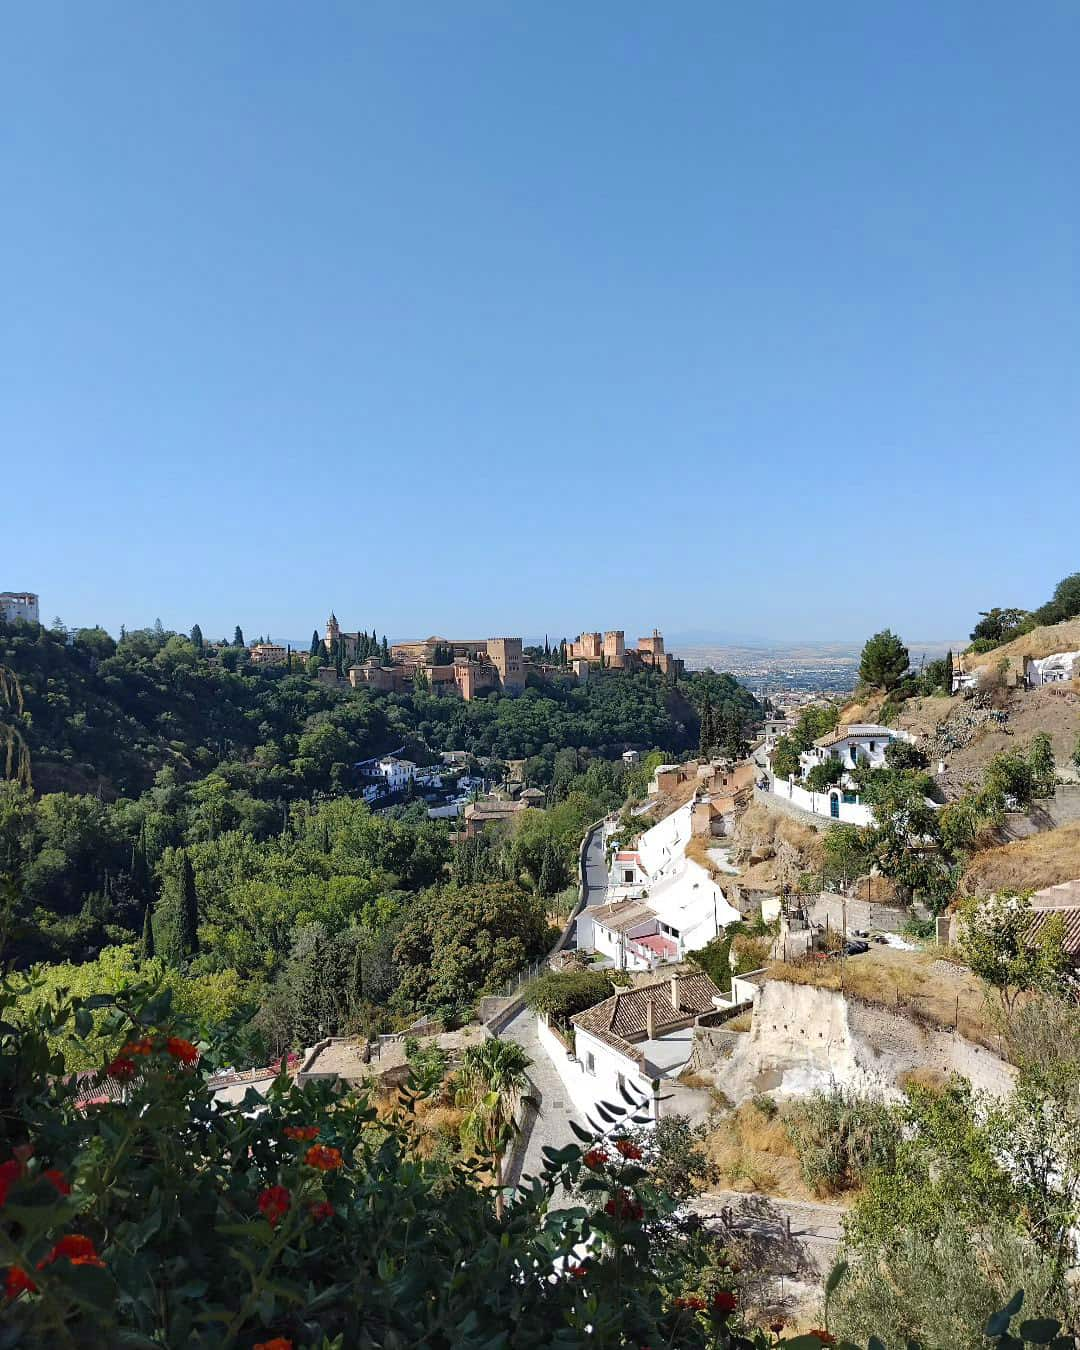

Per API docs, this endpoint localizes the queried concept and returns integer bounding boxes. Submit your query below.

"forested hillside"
[0,619,758,1064]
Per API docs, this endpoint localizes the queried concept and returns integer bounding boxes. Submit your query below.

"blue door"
[830,793,840,818]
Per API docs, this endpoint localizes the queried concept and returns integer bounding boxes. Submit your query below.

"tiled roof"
[1027,906,1080,959]
[571,972,722,1059]
[588,898,656,934]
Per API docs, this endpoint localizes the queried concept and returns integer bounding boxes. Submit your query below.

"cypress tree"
[190,623,204,650]
[945,649,954,693]
[140,902,155,961]
[233,626,245,648]
[698,695,714,758]
[310,630,321,658]
[177,850,199,958]
[380,635,390,663]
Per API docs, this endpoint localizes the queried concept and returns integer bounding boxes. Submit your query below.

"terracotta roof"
[588,897,657,934]
[571,972,722,1059]
[1026,906,1080,959]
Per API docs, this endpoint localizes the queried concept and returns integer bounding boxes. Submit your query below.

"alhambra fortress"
[320,616,684,700]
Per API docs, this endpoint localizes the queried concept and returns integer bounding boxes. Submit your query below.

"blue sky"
[4,2,1077,645]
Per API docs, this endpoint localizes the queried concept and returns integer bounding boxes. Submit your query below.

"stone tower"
[325,612,340,653]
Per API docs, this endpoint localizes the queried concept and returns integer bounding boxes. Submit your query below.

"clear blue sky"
[5,2,1077,645]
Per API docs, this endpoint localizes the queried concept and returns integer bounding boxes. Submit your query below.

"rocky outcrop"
[719,979,1015,1104]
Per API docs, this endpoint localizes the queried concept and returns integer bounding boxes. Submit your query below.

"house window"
[624,870,634,883]
[585,1052,596,1075]
[868,741,876,753]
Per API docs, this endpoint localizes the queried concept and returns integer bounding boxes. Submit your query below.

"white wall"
[767,778,874,826]
[538,1016,657,1124]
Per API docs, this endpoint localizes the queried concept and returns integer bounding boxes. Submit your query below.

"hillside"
[959,819,1080,895]
[964,616,1080,672]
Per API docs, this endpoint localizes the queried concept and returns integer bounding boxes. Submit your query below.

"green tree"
[1028,732,1056,799]
[189,623,204,650]
[859,629,910,691]
[806,760,843,793]
[958,892,1068,1011]
[770,735,800,780]
[233,626,245,647]
[310,629,322,658]
[140,903,155,961]
[1032,571,1080,626]
[455,1037,535,1169]
[157,848,199,966]
[970,606,1030,644]
[697,694,714,759]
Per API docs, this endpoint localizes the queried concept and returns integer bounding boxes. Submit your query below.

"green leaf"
[825,1259,849,1295]
[567,1119,594,1143]
[1018,1321,1061,1344]
[783,1337,837,1349]
[868,1338,888,1350]
[54,1261,116,1311]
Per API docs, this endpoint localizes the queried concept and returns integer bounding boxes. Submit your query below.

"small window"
[868,741,876,753]
[585,1052,596,1075]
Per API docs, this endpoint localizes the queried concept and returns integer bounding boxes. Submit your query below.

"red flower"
[712,1289,738,1314]
[283,1125,319,1142]
[257,1185,291,1227]
[807,1332,837,1347]
[0,1158,24,1207]
[120,1038,153,1056]
[308,1200,335,1222]
[165,1037,199,1065]
[4,1266,36,1300]
[106,1056,137,1082]
[38,1235,104,1269]
[568,1262,588,1278]
[614,1139,643,1160]
[11,1144,33,1165]
[603,1191,644,1222]
[254,1341,293,1350]
[583,1148,608,1168]
[674,1295,707,1310]
[304,1144,343,1171]
[769,1321,786,1334]
[43,1169,70,1196]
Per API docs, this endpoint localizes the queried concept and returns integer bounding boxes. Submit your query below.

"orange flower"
[614,1139,643,1160]
[283,1125,319,1142]
[309,1200,335,1222]
[674,1295,706,1310]
[0,1158,25,1206]
[712,1289,738,1314]
[38,1235,104,1269]
[807,1332,836,1347]
[106,1056,137,1082]
[43,1169,70,1196]
[583,1148,608,1168]
[165,1037,199,1065]
[253,1340,292,1350]
[257,1185,291,1227]
[120,1038,153,1056]
[604,1192,643,1221]
[304,1144,343,1171]
[5,1266,36,1300]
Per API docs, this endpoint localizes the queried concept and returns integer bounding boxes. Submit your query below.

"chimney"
[670,976,680,1013]
[646,997,656,1041]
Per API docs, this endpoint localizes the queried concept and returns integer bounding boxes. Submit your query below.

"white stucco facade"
[537,1015,659,1123]
[1025,651,1080,686]
[767,777,875,826]
[798,724,913,776]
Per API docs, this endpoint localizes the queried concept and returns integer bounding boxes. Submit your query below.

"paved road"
[583,825,609,908]
[499,1003,584,1196]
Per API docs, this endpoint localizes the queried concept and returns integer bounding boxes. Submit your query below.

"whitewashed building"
[798,724,914,776]
[1025,651,1080,687]
[537,972,725,1124]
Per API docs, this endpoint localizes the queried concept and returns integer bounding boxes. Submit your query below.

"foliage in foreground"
[0,977,1070,1349]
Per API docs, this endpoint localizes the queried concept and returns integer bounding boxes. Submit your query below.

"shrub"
[526,969,615,1028]
[784,1091,899,1196]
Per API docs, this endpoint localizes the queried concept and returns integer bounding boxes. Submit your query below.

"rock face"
[719,980,1015,1104]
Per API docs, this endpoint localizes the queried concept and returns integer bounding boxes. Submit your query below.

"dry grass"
[840,694,886,726]
[768,945,996,1046]
[959,819,1080,896]
[725,1011,753,1033]
[731,803,825,887]
[964,617,1080,672]
[703,1100,817,1202]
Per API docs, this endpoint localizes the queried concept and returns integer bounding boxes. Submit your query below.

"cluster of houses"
[952,647,1080,692]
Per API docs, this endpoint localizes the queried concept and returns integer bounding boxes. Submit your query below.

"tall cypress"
[233,626,245,648]
[310,629,321,658]
[190,623,204,650]
[945,649,954,693]
[698,695,714,759]
[177,850,199,958]
[140,902,155,961]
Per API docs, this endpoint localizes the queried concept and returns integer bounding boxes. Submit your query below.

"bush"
[526,969,615,1028]
[784,1091,899,1196]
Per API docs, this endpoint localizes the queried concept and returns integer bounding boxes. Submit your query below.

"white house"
[762,717,792,751]
[622,749,641,766]
[798,724,914,776]
[536,972,725,1124]
[375,756,416,792]
[1025,651,1080,687]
